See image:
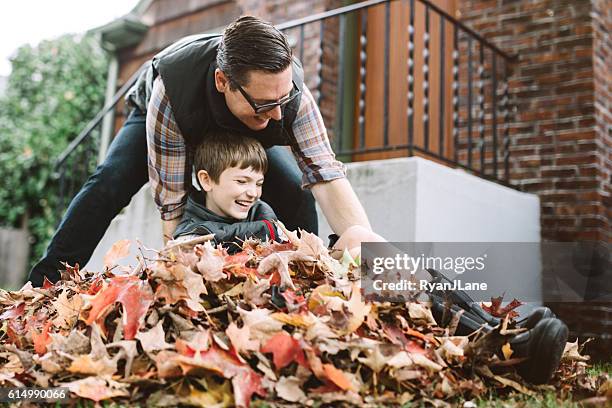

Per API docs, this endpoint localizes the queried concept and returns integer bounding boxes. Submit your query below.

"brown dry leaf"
[276,376,306,402]
[196,241,226,282]
[408,302,437,325]
[357,345,389,373]
[343,282,371,334]
[135,320,174,354]
[226,322,259,354]
[561,339,590,363]
[295,230,327,259]
[68,354,116,376]
[237,307,284,340]
[243,276,270,306]
[52,289,83,329]
[103,239,131,269]
[257,252,296,290]
[63,376,130,402]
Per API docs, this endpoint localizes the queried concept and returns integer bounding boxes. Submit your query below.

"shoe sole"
[519,318,569,384]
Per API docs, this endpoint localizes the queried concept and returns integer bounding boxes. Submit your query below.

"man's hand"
[330,225,385,260]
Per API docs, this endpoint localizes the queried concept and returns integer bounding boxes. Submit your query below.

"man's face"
[199,166,264,220]
[215,67,293,131]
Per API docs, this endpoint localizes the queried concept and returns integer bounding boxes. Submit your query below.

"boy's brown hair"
[194,131,268,183]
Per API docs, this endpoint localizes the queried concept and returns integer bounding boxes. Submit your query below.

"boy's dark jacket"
[173,190,281,251]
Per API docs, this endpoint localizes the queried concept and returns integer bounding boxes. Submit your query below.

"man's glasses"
[232,79,301,114]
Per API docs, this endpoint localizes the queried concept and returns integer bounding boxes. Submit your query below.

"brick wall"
[592,0,611,242]
[460,0,609,242]
[458,0,611,360]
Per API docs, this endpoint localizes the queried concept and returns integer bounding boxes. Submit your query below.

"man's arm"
[288,85,384,257]
[162,218,181,244]
[311,178,370,235]
[146,77,192,243]
[312,178,384,258]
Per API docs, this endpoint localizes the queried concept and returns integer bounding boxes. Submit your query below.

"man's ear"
[215,68,229,93]
[197,170,214,192]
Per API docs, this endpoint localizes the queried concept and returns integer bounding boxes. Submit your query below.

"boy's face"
[198,166,264,220]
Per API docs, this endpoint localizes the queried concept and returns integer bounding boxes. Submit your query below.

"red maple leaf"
[87,276,104,295]
[177,344,266,407]
[0,302,25,320]
[383,324,427,354]
[42,277,55,289]
[261,331,308,370]
[282,289,307,312]
[84,276,153,340]
[481,295,523,319]
[31,321,53,355]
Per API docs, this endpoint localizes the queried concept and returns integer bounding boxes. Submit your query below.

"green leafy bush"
[0,34,108,271]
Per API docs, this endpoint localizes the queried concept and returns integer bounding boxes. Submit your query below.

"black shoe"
[426,268,555,330]
[508,317,569,384]
[426,269,568,384]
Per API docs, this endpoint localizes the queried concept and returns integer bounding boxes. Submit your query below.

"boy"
[172,131,282,251]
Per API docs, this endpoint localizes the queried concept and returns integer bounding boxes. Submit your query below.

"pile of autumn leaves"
[0,230,606,407]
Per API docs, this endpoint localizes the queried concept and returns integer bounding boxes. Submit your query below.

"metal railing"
[54,0,516,221]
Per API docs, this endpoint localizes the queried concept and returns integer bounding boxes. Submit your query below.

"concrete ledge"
[317,156,540,242]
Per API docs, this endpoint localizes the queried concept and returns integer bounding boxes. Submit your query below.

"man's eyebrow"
[253,87,293,104]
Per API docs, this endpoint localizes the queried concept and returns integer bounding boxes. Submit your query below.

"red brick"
[579,217,607,228]
[541,192,577,203]
[557,130,597,141]
[577,191,601,201]
[541,168,576,178]
[555,180,599,190]
[556,154,598,165]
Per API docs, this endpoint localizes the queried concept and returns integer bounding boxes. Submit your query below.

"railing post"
[452,25,459,163]
[439,14,445,157]
[335,16,347,153]
[383,1,390,147]
[317,21,325,106]
[502,61,510,181]
[407,0,415,156]
[423,4,430,150]
[492,53,498,179]
[358,8,368,149]
[478,43,485,174]
[467,36,473,169]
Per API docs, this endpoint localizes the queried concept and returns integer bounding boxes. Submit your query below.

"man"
[28,15,382,287]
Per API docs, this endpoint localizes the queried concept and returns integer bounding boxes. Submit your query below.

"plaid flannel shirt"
[146,77,346,220]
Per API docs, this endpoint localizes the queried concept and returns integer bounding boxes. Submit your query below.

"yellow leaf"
[501,342,513,360]
[271,312,314,328]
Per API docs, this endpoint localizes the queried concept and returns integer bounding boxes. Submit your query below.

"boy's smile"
[198,166,264,220]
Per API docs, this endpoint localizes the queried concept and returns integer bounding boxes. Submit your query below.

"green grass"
[475,391,580,408]
[586,361,612,377]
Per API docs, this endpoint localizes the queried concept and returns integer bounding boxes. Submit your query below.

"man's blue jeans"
[27,109,318,287]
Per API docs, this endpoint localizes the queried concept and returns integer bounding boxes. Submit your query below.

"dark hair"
[216,15,292,90]
[194,130,268,183]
